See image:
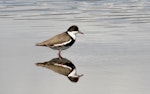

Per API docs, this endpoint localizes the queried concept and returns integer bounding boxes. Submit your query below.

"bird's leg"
[58,50,62,59]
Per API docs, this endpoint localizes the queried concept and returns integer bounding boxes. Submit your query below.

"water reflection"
[0,0,149,25]
[36,57,83,83]
[0,0,150,94]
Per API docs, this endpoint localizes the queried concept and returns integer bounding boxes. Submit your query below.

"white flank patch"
[54,39,72,47]
[67,31,77,40]
[54,63,72,70]
[68,69,77,77]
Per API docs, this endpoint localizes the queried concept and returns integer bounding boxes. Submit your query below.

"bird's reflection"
[36,58,83,83]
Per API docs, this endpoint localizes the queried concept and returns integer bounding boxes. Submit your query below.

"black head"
[68,76,79,82]
[68,74,83,83]
[67,25,79,31]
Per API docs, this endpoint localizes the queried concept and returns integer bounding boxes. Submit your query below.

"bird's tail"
[36,62,47,67]
[35,42,46,46]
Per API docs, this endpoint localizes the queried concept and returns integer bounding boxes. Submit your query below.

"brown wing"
[36,32,70,46]
[36,62,71,76]
[46,64,71,76]
[36,58,73,76]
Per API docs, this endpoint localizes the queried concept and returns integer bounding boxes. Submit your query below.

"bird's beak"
[79,74,84,77]
[78,31,84,34]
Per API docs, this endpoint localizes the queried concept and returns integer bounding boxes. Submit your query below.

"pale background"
[0,0,150,94]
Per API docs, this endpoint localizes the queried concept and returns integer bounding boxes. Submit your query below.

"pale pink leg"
[58,50,62,59]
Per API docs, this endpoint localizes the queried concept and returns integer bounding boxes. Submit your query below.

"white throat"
[68,69,78,77]
[67,31,77,40]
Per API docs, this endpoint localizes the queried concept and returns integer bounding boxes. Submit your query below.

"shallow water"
[0,0,150,94]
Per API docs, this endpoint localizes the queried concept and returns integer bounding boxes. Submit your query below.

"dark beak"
[79,74,84,77]
[78,31,84,34]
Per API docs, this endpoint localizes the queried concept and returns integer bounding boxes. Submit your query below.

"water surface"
[0,0,150,94]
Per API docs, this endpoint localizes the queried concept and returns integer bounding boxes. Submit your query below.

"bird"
[36,25,83,58]
[36,58,83,83]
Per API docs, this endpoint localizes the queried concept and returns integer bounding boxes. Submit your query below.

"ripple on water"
[0,0,149,25]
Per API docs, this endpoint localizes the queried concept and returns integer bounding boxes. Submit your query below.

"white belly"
[50,45,70,50]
